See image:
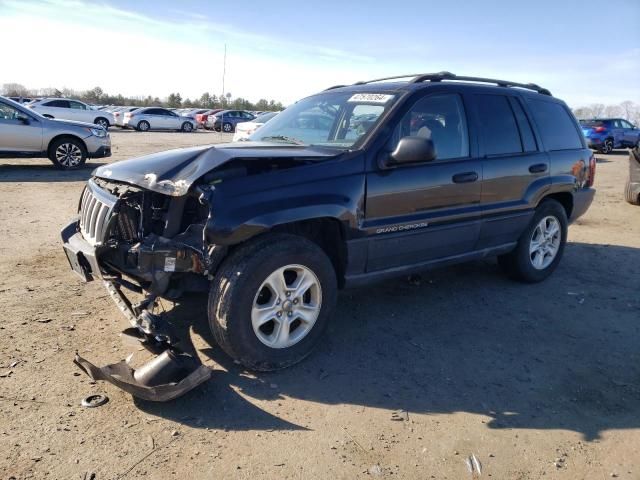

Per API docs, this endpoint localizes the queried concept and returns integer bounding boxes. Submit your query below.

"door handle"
[529,163,548,173]
[452,172,478,183]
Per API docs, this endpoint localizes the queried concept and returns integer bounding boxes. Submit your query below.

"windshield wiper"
[260,135,306,145]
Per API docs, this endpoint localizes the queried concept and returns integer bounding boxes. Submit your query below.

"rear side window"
[527,99,583,151]
[475,94,522,155]
[44,100,69,108]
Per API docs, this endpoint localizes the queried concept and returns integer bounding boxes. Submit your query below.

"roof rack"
[410,71,552,96]
[328,71,551,96]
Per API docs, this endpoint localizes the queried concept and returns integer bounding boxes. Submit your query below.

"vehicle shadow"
[0,162,105,182]
[134,241,640,440]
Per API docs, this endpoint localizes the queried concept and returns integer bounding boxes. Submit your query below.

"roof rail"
[326,71,551,96]
[324,85,347,91]
[409,71,552,96]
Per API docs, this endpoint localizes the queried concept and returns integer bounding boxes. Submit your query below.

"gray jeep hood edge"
[92,142,338,196]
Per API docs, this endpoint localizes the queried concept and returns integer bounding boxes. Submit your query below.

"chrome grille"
[79,179,117,246]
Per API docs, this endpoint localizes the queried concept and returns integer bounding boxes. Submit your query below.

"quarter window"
[475,94,522,155]
[391,94,469,160]
[527,99,583,151]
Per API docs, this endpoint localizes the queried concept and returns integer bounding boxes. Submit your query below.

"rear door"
[471,93,549,249]
[365,92,482,271]
[40,99,70,118]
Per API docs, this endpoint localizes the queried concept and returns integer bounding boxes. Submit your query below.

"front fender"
[204,164,365,246]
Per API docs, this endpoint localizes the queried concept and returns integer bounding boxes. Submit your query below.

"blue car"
[579,118,640,154]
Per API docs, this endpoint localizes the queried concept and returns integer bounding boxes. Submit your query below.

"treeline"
[1,83,285,112]
[572,100,640,125]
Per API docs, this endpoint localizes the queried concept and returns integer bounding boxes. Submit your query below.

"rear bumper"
[61,219,101,281]
[570,188,595,222]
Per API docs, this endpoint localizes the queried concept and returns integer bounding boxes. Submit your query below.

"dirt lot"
[0,130,638,480]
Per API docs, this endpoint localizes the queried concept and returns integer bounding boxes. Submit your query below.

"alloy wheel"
[251,264,322,349]
[529,216,561,270]
[55,143,83,167]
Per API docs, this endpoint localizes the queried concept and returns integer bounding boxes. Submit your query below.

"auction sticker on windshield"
[348,93,394,103]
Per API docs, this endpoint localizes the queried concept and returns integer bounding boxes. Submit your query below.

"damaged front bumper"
[62,217,214,401]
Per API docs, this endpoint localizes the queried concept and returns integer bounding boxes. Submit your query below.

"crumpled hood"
[92,142,339,196]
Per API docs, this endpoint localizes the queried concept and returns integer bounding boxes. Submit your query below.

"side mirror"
[385,136,437,167]
[17,114,30,125]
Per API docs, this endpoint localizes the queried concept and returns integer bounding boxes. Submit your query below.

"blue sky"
[0,0,638,106]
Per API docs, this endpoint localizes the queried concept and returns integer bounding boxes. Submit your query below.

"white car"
[233,111,279,141]
[26,98,114,129]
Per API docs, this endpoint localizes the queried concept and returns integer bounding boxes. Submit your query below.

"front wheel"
[48,137,87,169]
[498,199,568,283]
[208,234,337,371]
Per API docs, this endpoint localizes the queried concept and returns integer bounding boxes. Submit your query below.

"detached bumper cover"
[571,187,595,222]
[74,353,212,402]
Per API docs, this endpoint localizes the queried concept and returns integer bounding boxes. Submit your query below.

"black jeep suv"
[63,72,595,372]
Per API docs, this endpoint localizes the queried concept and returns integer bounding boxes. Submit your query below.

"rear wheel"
[222,122,233,133]
[208,234,337,371]
[498,199,567,283]
[137,120,150,132]
[94,117,109,130]
[181,122,193,132]
[601,138,613,154]
[48,137,87,169]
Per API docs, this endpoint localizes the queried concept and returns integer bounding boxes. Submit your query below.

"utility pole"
[220,43,227,136]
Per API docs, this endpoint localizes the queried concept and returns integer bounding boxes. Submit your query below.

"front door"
[0,101,43,152]
[364,92,482,272]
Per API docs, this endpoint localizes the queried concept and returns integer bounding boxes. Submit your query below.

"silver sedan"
[123,107,197,132]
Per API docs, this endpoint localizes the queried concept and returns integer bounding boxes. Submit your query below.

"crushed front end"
[62,176,219,400]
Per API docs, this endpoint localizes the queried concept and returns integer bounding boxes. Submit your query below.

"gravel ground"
[0,130,638,479]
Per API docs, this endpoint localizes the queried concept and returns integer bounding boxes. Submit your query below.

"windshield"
[249,91,398,149]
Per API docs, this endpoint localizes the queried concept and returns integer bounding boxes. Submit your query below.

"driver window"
[0,103,21,121]
[391,94,469,160]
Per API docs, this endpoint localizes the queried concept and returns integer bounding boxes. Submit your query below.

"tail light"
[586,154,596,187]
[114,112,120,117]
[124,112,132,118]
[594,126,606,133]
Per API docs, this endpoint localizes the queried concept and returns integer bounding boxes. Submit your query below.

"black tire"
[48,137,87,170]
[208,233,337,371]
[94,117,109,130]
[181,122,193,132]
[137,120,150,132]
[222,122,234,133]
[498,199,568,283]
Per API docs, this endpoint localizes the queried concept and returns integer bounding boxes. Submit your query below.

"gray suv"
[0,96,111,169]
